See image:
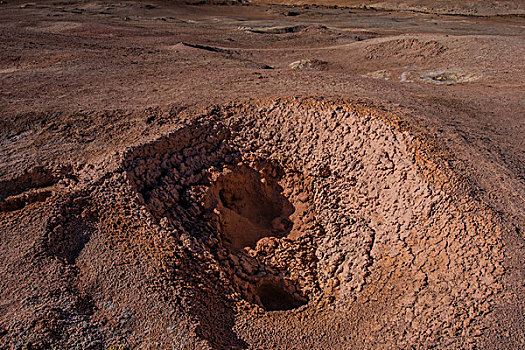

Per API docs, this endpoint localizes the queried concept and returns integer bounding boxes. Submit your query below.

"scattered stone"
[365,69,392,80]
[289,59,328,70]
[401,70,482,85]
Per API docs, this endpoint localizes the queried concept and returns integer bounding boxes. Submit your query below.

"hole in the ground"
[255,280,307,311]
[207,163,295,249]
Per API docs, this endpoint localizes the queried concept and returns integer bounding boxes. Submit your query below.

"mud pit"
[120,100,504,330]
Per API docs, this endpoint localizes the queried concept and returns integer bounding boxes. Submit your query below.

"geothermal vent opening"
[255,279,307,311]
[206,163,295,250]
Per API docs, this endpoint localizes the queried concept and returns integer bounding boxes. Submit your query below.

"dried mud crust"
[120,99,506,344]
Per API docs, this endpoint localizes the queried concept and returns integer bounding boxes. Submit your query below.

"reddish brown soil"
[0,1,524,349]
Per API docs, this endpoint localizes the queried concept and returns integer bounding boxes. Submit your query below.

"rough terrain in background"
[0,0,524,349]
[253,0,525,16]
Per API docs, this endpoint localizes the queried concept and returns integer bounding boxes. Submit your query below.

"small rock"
[289,59,328,70]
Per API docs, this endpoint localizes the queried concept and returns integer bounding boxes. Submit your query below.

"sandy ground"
[0,0,524,349]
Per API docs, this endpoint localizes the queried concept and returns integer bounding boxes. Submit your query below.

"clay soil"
[0,0,524,349]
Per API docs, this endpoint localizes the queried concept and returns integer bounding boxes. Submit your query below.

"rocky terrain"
[0,0,524,349]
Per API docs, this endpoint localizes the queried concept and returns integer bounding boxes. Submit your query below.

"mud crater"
[122,102,503,319]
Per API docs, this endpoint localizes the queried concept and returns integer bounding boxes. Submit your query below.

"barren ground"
[0,0,524,349]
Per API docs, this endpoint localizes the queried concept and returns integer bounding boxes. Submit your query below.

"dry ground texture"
[0,0,524,349]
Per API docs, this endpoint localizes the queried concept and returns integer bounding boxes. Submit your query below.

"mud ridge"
[0,165,74,212]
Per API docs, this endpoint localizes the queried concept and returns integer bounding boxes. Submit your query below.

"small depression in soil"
[122,102,502,317]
